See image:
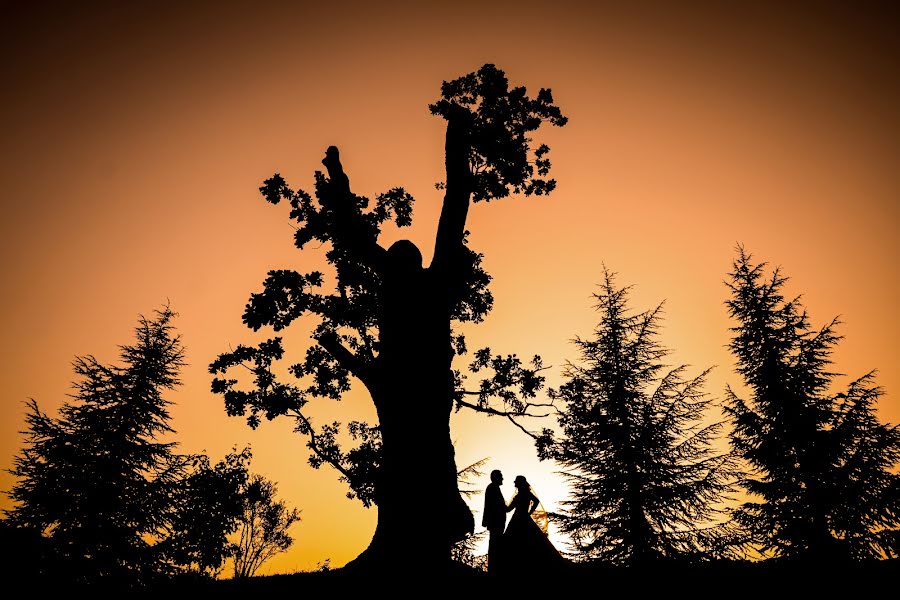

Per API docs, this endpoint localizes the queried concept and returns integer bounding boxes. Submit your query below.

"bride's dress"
[501,486,564,570]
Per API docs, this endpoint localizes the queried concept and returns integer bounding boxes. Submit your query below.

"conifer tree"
[726,247,900,560]
[539,271,736,564]
[7,307,186,583]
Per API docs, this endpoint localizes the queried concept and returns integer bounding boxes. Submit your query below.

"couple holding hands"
[482,470,564,573]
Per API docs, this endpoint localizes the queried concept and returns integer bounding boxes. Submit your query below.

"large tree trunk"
[335,111,475,572]
[355,390,472,570]
[345,251,474,572]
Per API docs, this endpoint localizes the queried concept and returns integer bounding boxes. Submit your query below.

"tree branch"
[289,410,356,485]
[432,110,472,273]
[320,146,389,271]
[454,397,553,439]
[459,389,556,409]
[316,332,371,386]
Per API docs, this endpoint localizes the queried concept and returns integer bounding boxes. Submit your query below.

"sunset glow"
[2,1,898,573]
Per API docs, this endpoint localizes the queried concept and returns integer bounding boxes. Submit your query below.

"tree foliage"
[162,448,252,576]
[429,63,567,202]
[208,64,565,509]
[233,474,301,578]
[539,270,738,564]
[726,247,900,560]
[5,308,302,583]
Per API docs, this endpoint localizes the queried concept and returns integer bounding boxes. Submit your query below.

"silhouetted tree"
[726,247,900,561]
[6,307,187,584]
[210,64,565,569]
[0,512,59,583]
[162,448,252,577]
[232,474,301,578]
[538,270,738,564]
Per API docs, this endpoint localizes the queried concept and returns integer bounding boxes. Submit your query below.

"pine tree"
[539,270,737,564]
[726,247,900,560]
[7,307,186,583]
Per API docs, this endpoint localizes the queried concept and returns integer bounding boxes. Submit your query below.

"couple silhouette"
[482,470,564,573]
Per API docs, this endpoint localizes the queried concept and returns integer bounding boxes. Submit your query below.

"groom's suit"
[483,481,507,571]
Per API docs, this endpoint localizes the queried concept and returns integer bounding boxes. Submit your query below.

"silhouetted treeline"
[204,62,897,570]
[4,62,898,582]
[3,308,299,587]
[536,250,899,564]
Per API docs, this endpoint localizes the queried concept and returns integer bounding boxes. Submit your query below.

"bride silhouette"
[500,475,564,572]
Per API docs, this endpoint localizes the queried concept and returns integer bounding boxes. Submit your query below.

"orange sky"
[2,1,898,573]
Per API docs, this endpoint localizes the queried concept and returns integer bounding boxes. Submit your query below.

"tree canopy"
[209,64,566,508]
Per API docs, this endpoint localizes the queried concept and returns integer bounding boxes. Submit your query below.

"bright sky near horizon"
[2,0,898,573]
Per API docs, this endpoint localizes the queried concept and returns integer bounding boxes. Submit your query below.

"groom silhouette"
[482,469,507,572]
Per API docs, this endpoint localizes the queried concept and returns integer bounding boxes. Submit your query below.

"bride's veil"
[528,485,550,535]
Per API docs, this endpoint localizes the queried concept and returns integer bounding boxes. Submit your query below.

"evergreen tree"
[7,307,186,583]
[539,270,737,564]
[726,247,900,560]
